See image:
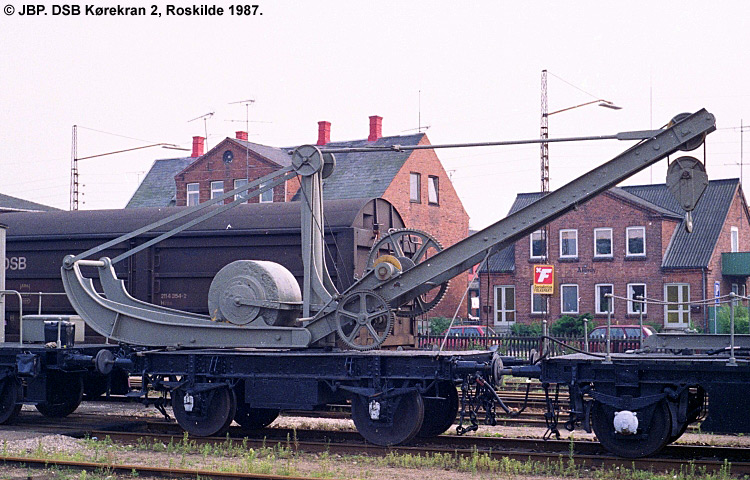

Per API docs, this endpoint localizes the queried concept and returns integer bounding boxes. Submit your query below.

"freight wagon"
[0,197,406,343]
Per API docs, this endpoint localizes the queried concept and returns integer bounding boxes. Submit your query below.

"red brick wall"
[175,139,294,206]
[478,191,710,331]
[706,185,750,309]
[382,135,470,319]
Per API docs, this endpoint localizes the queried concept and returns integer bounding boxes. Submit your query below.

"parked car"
[446,325,497,337]
[437,325,498,349]
[588,324,656,352]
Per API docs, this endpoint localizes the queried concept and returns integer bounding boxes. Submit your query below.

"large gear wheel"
[335,289,394,350]
[367,228,448,317]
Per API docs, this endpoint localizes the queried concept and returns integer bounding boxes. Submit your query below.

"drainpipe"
[702,268,707,332]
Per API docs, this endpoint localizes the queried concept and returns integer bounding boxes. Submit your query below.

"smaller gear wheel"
[367,228,448,317]
[335,289,394,350]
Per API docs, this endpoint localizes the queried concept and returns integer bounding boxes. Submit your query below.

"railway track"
[4,406,748,477]
[0,455,343,480]
[75,426,750,476]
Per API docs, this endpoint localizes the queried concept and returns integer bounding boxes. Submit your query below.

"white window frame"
[529,230,547,260]
[428,175,439,205]
[627,283,647,314]
[626,226,646,257]
[560,284,579,314]
[559,229,578,258]
[210,181,224,200]
[531,286,547,314]
[234,179,249,202]
[731,226,739,253]
[260,183,273,203]
[493,285,515,325]
[595,284,614,315]
[186,182,200,206]
[664,283,690,327]
[594,228,613,258]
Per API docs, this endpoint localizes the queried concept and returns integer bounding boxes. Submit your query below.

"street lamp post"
[540,70,622,193]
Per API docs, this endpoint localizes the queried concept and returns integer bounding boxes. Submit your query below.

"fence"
[415,333,642,359]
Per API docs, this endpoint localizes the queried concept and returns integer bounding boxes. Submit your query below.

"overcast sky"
[1,1,748,229]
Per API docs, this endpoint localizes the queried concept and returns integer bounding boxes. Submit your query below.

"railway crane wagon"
[0,197,408,344]
[0,109,728,454]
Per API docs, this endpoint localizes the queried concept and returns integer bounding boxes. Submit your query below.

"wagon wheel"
[172,385,236,437]
[335,289,394,350]
[351,390,425,446]
[417,381,458,438]
[367,229,448,317]
[234,404,280,430]
[0,377,22,424]
[36,373,83,418]
[591,400,672,458]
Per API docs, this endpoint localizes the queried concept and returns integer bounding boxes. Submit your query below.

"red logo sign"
[533,264,554,294]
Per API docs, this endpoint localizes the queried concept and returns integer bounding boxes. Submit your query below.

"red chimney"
[236,131,248,141]
[368,115,382,142]
[191,136,205,157]
[317,121,331,145]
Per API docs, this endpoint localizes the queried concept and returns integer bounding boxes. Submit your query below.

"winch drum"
[208,260,302,326]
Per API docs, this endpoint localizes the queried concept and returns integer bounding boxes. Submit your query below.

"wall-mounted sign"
[533,264,554,295]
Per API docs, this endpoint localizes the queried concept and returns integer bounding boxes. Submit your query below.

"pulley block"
[666,156,708,233]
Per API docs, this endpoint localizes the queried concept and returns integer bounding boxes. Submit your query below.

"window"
[210,181,224,200]
[626,227,646,256]
[665,283,689,327]
[560,284,579,314]
[531,287,547,314]
[410,173,421,203]
[731,283,745,305]
[594,228,613,257]
[234,179,249,202]
[627,283,647,314]
[428,176,439,205]
[494,286,515,324]
[559,229,578,258]
[260,183,273,203]
[530,230,547,259]
[186,183,200,206]
[595,284,614,314]
[731,226,739,253]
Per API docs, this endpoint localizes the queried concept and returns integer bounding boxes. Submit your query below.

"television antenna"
[188,112,214,149]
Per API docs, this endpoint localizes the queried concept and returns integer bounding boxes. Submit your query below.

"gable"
[176,138,288,178]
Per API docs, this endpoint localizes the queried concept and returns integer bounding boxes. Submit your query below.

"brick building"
[127,116,470,319]
[479,179,750,332]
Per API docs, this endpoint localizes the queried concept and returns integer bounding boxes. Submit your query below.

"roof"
[1,198,395,239]
[622,179,740,269]
[481,179,742,273]
[232,139,292,167]
[480,193,542,273]
[0,193,60,213]
[292,133,425,200]
[126,157,194,208]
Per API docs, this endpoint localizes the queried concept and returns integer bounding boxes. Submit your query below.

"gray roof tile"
[292,134,424,200]
[126,157,195,208]
[0,193,60,213]
[622,179,740,269]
